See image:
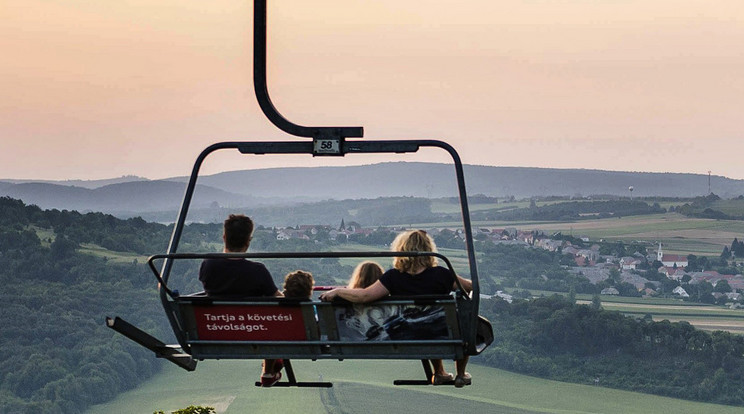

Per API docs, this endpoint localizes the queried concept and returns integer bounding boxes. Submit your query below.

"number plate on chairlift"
[313,139,341,155]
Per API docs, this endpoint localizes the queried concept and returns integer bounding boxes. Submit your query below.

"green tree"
[591,293,602,310]
[732,238,744,257]
[568,286,577,304]
[50,235,78,259]
[659,277,679,296]
[714,280,732,293]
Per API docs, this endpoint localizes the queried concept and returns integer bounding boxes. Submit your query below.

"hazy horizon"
[1,161,741,184]
[3,1,743,180]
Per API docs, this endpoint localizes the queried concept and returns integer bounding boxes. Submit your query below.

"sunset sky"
[2,0,743,180]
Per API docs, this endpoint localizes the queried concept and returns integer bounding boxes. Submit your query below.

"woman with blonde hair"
[348,261,384,289]
[320,229,473,387]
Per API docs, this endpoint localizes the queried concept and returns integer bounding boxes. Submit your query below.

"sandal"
[454,372,472,388]
[431,372,454,385]
[273,358,284,373]
[260,371,282,387]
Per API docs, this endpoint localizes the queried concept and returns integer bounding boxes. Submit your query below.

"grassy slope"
[87,360,743,414]
[711,199,744,216]
[410,208,744,256]
[542,294,744,334]
[79,243,150,263]
[579,300,744,335]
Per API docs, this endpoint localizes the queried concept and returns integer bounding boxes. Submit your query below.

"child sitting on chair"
[347,261,384,289]
[259,271,314,387]
[283,270,314,299]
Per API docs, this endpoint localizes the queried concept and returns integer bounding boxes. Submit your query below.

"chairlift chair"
[107,0,493,388]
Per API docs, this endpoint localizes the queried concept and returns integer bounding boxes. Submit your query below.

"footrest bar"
[393,380,432,386]
[254,381,333,388]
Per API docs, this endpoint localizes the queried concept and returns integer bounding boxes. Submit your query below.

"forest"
[0,197,367,413]
[478,295,744,406]
[3,196,744,412]
[0,198,168,413]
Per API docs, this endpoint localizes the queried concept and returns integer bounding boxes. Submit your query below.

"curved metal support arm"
[254,0,363,139]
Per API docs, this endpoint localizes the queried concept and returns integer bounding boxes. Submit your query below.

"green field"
[709,199,744,217]
[498,213,744,255]
[86,359,742,414]
[79,243,149,264]
[30,225,55,247]
[573,298,744,335]
[405,212,744,256]
[431,198,595,215]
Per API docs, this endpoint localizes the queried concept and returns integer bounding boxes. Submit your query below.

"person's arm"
[453,275,473,294]
[320,280,389,303]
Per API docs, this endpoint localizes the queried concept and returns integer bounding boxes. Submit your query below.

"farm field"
[411,212,744,256]
[575,299,744,334]
[512,213,744,255]
[431,199,565,214]
[79,243,149,264]
[708,198,744,217]
[86,359,743,414]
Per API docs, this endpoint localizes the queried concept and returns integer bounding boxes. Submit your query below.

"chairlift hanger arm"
[253,0,363,140]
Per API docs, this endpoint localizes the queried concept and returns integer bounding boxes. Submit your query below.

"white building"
[672,286,690,297]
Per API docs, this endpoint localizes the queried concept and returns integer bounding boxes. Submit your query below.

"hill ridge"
[2,163,743,217]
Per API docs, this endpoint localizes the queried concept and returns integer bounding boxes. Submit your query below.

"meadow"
[86,359,744,414]
[421,206,744,256]
[575,296,744,335]
[514,213,744,256]
[79,243,150,264]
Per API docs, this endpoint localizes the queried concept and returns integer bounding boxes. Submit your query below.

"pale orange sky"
[1,0,743,180]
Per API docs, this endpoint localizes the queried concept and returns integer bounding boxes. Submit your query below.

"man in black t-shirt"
[198,214,283,386]
[199,254,276,297]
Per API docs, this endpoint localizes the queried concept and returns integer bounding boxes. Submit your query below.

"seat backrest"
[187,303,310,341]
[174,295,464,360]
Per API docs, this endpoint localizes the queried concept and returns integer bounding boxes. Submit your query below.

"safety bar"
[149,251,467,300]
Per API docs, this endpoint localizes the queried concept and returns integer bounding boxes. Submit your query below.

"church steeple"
[339,218,346,231]
[657,242,663,262]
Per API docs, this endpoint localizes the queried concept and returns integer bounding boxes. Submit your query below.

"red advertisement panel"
[193,305,308,341]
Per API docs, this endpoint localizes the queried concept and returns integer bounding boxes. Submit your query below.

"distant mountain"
[0,175,147,189]
[166,163,744,200]
[0,180,253,216]
[3,163,744,219]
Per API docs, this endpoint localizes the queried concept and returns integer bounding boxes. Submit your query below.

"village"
[268,220,744,306]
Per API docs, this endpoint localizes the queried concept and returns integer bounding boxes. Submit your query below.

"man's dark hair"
[223,214,254,251]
